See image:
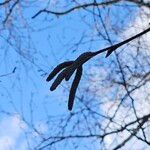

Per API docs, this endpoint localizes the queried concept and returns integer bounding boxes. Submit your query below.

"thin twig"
[0,67,17,78]
[32,0,120,19]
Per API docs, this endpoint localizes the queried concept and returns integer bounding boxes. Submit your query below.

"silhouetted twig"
[32,0,120,19]
[0,67,17,78]
[3,0,19,24]
[46,26,150,111]
[0,0,11,6]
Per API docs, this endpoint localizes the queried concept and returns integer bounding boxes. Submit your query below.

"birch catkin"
[65,52,93,81]
[50,69,67,91]
[68,66,83,111]
[46,61,73,82]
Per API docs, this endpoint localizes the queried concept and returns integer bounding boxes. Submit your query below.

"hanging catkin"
[50,69,67,91]
[65,52,93,81]
[46,61,74,82]
[68,66,83,111]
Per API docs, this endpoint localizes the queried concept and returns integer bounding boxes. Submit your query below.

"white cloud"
[0,114,49,150]
[99,8,150,149]
[86,7,150,149]
[0,115,27,150]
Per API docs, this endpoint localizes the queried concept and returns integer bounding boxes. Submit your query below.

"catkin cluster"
[46,26,150,111]
[46,52,94,111]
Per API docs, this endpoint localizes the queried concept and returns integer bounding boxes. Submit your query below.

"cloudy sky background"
[0,1,150,150]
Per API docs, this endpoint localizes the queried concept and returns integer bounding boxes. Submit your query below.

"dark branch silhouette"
[32,0,120,19]
[0,67,17,78]
[0,0,11,6]
[32,0,150,19]
[3,0,19,24]
[46,26,150,111]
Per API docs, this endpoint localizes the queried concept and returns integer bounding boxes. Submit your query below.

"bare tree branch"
[32,0,121,19]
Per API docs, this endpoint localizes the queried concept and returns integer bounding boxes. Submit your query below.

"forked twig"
[46,26,150,111]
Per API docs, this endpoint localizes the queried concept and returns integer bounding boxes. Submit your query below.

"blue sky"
[0,1,140,149]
